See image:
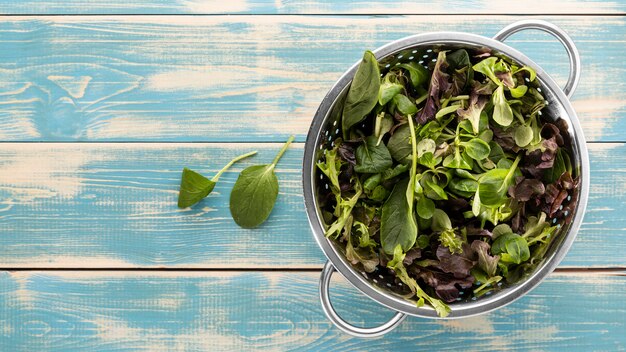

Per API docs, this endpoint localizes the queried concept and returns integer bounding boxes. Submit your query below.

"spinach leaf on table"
[229,136,294,228]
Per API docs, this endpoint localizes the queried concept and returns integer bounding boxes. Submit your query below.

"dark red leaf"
[337,143,356,165]
[470,240,500,277]
[555,118,573,147]
[436,245,477,279]
[561,181,579,224]
[511,202,526,233]
[435,286,461,302]
[446,197,470,213]
[550,190,569,217]
[541,123,564,146]
[493,125,520,152]
[473,48,492,58]
[416,95,439,125]
[537,172,579,218]
[509,178,546,202]
[338,163,354,193]
[414,269,475,303]
[403,248,422,265]
[416,52,451,124]
[466,227,493,238]
[558,172,575,190]
[544,184,560,204]
[521,137,559,178]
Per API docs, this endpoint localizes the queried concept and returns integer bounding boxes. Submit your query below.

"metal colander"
[302,20,589,337]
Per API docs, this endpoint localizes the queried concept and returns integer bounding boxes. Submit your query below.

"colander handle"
[319,261,407,338]
[493,19,581,98]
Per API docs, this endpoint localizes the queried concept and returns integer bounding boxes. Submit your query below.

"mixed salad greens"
[317,49,579,317]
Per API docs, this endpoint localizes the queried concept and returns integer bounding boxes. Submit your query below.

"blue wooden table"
[0,1,625,351]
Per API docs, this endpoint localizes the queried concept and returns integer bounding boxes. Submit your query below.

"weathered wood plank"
[0,1,624,14]
[0,142,623,268]
[0,270,624,351]
[0,16,623,142]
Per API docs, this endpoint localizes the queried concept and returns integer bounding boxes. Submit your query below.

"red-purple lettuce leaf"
[521,137,558,178]
[509,177,546,202]
[457,91,488,134]
[415,268,475,303]
[403,247,422,265]
[542,172,578,217]
[466,226,493,238]
[470,240,500,277]
[541,123,565,146]
[492,125,520,152]
[436,244,477,279]
[416,51,451,124]
[337,142,356,165]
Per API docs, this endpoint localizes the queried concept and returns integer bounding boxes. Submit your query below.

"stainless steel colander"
[302,20,589,337]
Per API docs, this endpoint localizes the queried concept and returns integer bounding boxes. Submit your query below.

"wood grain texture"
[0,142,623,268]
[0,0,624,14]
[0,16,623,142]
[0,270,624,351]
